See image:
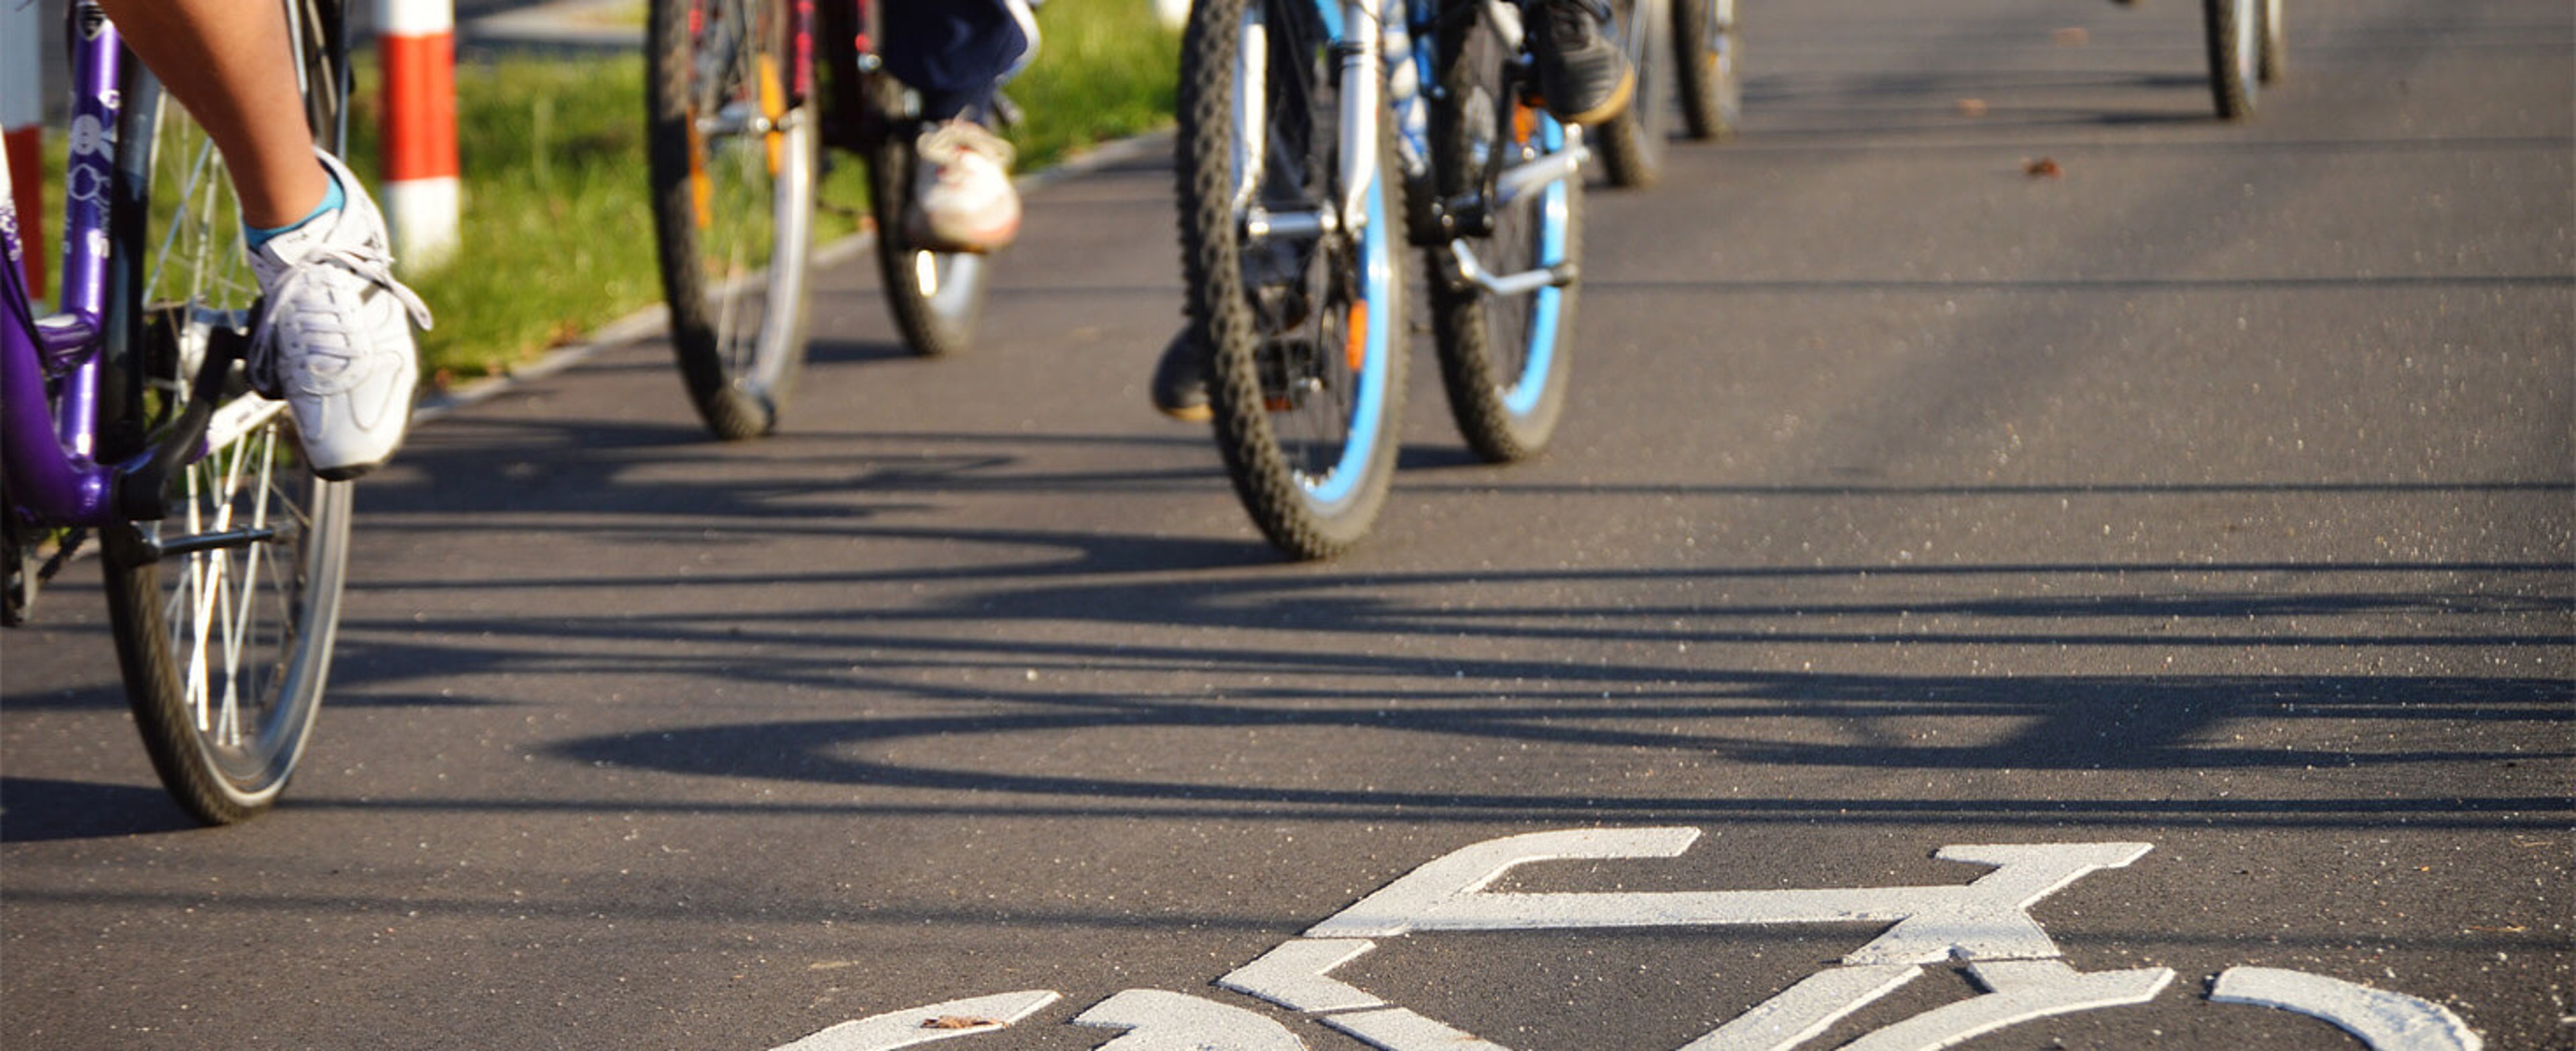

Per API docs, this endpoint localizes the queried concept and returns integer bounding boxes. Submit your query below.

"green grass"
[349,56,662,384]
[339,0,1178,384]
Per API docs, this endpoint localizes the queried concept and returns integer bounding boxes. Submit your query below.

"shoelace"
[248,239,433,398]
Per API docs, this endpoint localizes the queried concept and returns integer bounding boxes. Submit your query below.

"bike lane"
[0,0,2567,1048]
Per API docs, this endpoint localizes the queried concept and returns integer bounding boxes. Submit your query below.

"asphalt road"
[5,0,2571,1048]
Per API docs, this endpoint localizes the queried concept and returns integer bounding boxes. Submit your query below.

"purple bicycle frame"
[2,1,129,529]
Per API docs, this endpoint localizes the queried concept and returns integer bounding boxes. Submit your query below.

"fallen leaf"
[922,1017,1002,1030]
[1956,98,1988,117]
[2024,158,2064,178]
[2467,925,2527,933]
[2053,27,2089,46]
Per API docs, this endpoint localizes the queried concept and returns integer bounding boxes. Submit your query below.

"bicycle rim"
[102,5,354,825]
[1597,0,1668,187]
[1674,0,1739,141]
[867,99,989,357]
[1180,0,1407,559]
[2205,0,2259,119]
[648,0,816,439]
[1430,9,1581,463]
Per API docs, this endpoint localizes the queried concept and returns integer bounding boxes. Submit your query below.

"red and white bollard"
[376,0,460,270]
[4,0,47,299]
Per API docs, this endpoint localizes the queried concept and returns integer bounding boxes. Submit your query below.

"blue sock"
[244,167,346,250]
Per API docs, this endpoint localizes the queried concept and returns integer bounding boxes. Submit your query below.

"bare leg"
[94,0,328,227]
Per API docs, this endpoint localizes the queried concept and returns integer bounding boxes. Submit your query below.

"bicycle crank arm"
[1447,239,1577,296]
[1243,206,1339,243]
[113,321,248,524]
[134,524,280,561]
[1495,146,1589,205]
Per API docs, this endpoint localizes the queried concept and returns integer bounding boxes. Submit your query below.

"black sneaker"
[1153,284,1311,421]
[1151,327,1214,421]
[1530,0,1636,125]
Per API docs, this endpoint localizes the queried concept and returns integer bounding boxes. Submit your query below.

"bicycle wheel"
[1427,3,1583,463]
[647,0,818,439]
[2204,0,2259,119]
[865,85,991,358]
[1672,0,1739,141]
[1593,0,1669,188]
[1176,0,1409,559]
[99,0,355,826]
[2257,0,2284,84]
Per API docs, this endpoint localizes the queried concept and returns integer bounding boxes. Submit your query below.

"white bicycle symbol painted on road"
[769,829,2484,1051]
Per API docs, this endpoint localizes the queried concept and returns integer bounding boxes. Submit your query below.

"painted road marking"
[2213,967,2485,1051]
[1300,828,2151,966]
[770,990,1059,1050]
[765,830,2483,1051]
[1073,989,1309,1050]
[1829,960,2173,1051]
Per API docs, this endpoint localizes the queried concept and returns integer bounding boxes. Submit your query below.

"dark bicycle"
[645,0,1001,439]
[1595,0,1741,188]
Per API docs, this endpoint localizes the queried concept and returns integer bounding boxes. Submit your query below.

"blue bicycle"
[1173,0,1588,559]
[1,0,354,824]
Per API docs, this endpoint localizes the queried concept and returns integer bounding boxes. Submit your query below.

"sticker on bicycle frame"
[763,829,2483,1051]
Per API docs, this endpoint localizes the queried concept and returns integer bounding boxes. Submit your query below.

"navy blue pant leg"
[879,0,1030,122]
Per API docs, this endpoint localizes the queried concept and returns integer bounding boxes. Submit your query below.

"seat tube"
[1,6,122,524]
[57,3,136,468]
[1335,0,1382,233]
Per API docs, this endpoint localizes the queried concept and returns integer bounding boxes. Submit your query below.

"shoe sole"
[307,400,412,483]
[902,214,1021,256]
[1555,69,1638,127]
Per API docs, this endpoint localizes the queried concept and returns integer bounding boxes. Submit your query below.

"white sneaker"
[906,119,1021,254]
[247,148,433,482]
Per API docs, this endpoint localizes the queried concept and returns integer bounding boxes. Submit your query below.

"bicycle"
[2204,0,2284,119]
[1173,0,1590,559]
[2118,0,2282,119]
[1,0,356,825]
[645,0,1000,441]
[1593,0,1738,189]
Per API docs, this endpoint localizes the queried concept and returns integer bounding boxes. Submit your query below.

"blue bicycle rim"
[1302,166,1395,508]
[1503,115,1570,418]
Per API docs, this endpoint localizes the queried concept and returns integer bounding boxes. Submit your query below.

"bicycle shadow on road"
[1,777,203,840]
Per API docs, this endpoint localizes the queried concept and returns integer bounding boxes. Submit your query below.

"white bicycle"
[771,828,2483,1051]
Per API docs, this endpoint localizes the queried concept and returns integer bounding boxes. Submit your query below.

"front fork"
[1333,0,1385,237]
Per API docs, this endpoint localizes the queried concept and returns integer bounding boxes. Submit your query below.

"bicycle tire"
[1672,0,1739,142]
[2204,0,2259,119]
[2257,0,2284,84]
[1427,4,1583,463]
[647,0,818,439]
[865,85,991,358]
[1176,0,1409,560]
[99,0,356,825]
[1593,0,1669,188]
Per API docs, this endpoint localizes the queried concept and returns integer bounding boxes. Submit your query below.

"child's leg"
[95,0,329,227]
[877,0,1032,121]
